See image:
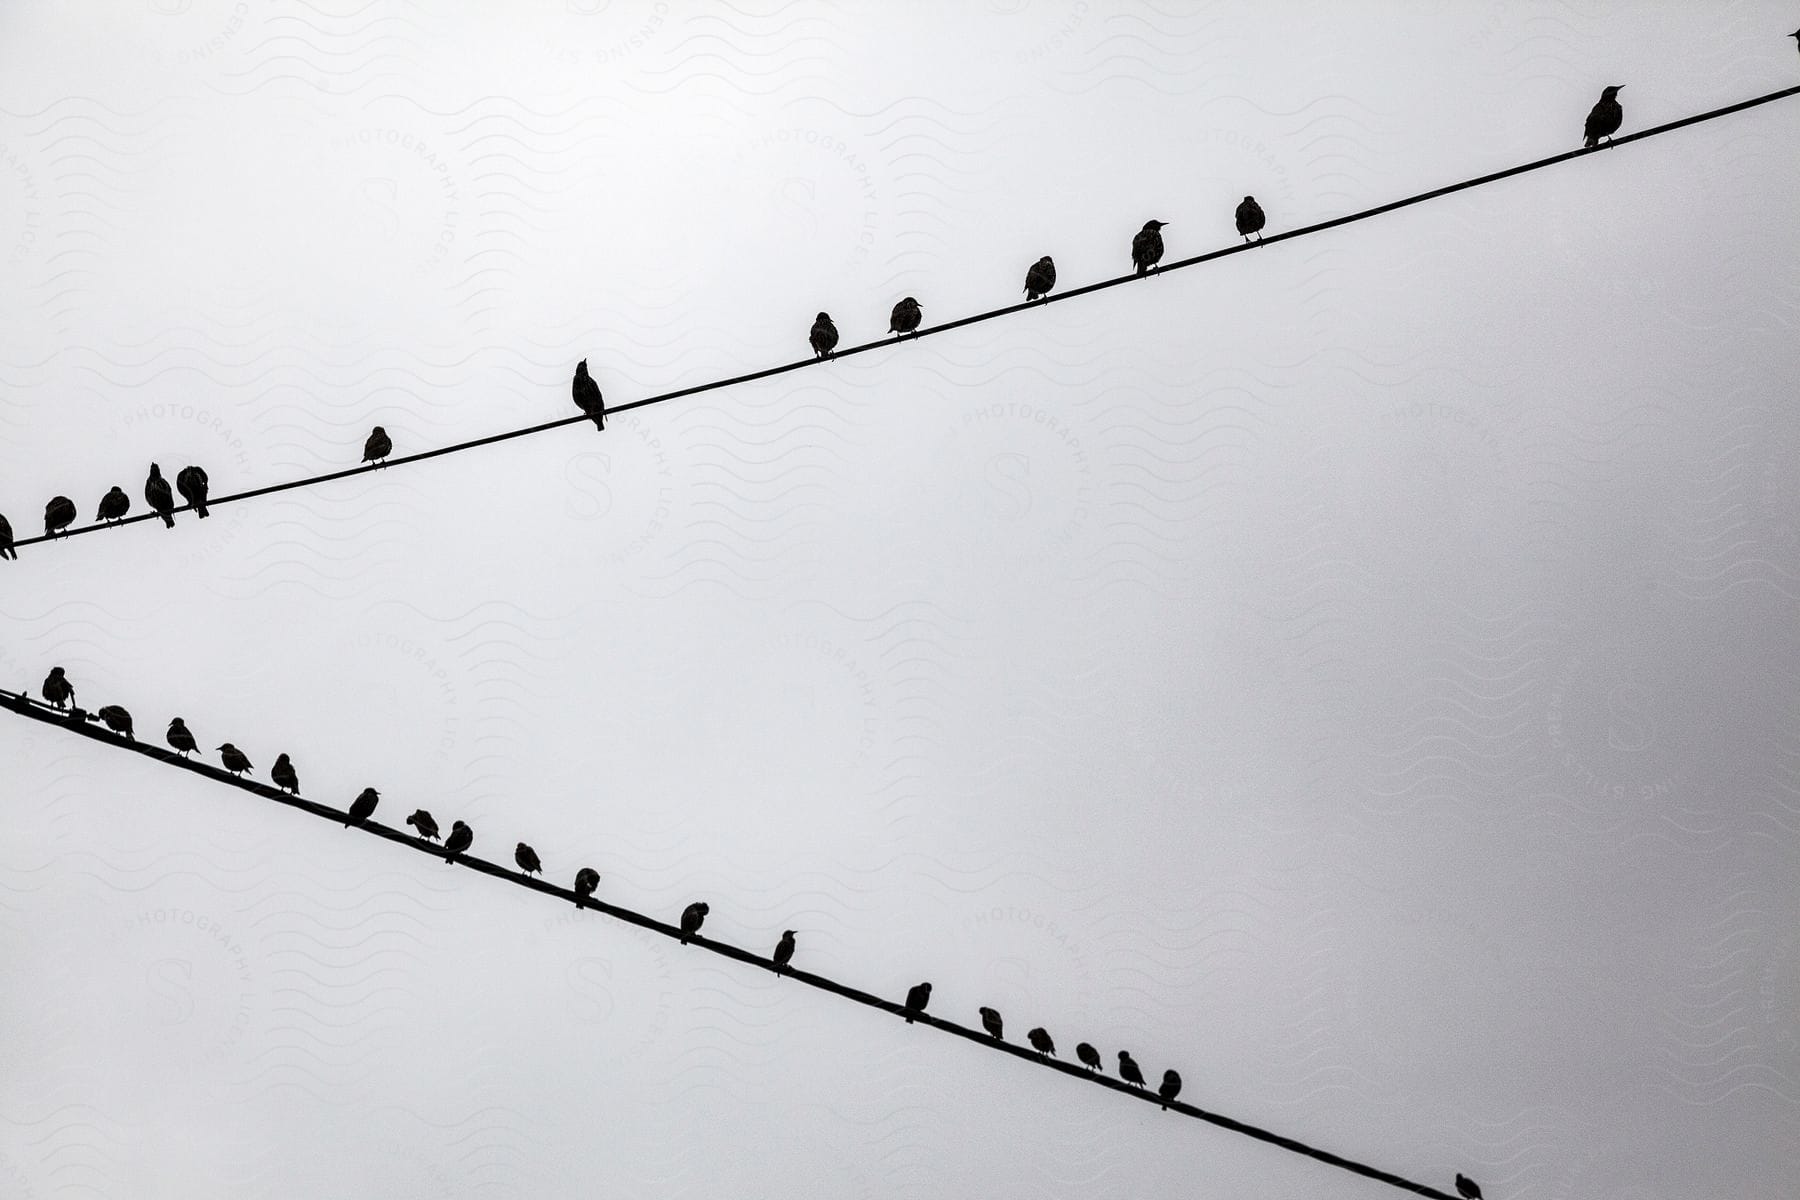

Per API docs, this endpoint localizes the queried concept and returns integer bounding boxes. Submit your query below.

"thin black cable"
[9,82,1798,554]
[2,684,1458,1200]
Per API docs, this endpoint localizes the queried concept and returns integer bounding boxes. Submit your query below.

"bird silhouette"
[809,313,839,359]
[1455,1173,1483,1200]
[772,929,797,974]
[406,809,439,840]
[978,1006,1004,1040]
[271,753,299,794]
[1027,1027,1056,1057]
[218,744,253,776]
[1584,85,1625,147]
[1236,195,1266,243]
[1076,1042,1102,1071]
[96,486,129,526]
[1132,220,1168,275]
[1159,1068,1182,1108]
[572,359,606,431]
[345,787,379,826]
[442,819,473,862]
[515,842,542,876]
[144,464,176,528]
[573,866,600,907]
[176,466,209,517]
[0,513,14,560]
[679,901,709,944]
[362,426,392,466]
[43,496,76,538]
[166,717,197,757]
[41,667,74,709]
[1024,255,1056,302]
[96,705,134,740]
[1118,1050,1146,1087]
[888,297,922,338]
[904,981,932,1023]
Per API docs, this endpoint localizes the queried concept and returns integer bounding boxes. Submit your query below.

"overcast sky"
[2,2,1798,1197]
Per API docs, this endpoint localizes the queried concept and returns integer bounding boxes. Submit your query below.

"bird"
[41,667,74,709]
[1236,195,1266,243]
[442,819,473,862]
[166,717,197,757]
[978,1006,1004,1040]
[176,466,209,517]
[96,705,134,740]
[1455,1174,1483,1200]
[573,866,601,907]
[572,359,606,431]
[362,426,391,466]
[96,486,129,526]
[144,464,176,529]
[903,981,932,1023]
[44,496,76,538]
[1118,1050,1146,1087]
[406,809,439,840]
[1076,1042,1102,1071]
[345,787,379,826]
[1159,1068,1182,1108]
[772,929,797,974]
[679,901,709,944]
[809,312,839,359]
[1024,255,1056,302]
[217,743,253,776]
[271,753,299,794]
[0,513,14,560]
[1583,85,1625,147]
[888,297,922,338]
[515,842,542,876]
[1027,1027,1056,1057]
[1132,220,1168,276]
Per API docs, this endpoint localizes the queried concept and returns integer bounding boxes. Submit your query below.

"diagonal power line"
[2,683,1460,1200]
[8,81,1800,555]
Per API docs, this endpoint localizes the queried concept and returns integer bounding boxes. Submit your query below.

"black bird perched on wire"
[1158,1068,1182,1108]
[1027,1027,1056,1057]
[573,866,600,907]
[978,1006,1004,1040]
[515,842,542,876]
[0,513,15,560]
[443,819,473,862]
[218,743,253,776]
[1024,255,1056,302]
[772,929,797,974]
[176,466,209,518]
[1455,1173,1483,1200]
[1132,220,1168,275]
[44,496,76,538]
[96,486,129,526]
[903,981,932,1023]
[809,313,839,359]
[1118,1050,1146,1087]
[1076,1042,1101,1071]
[1235,195,1266,243]
[96,705,134,740]
[166,717,197,757]
[679,901,709,943]
[346,787,379,826]
[41,667,74,709]
[406,809,439,840]
[1583,85,1625,147]
[271,753,299,794]
[362,426,392,466]
[572,359,606,431]
[888,297,922,338]
[144,464,176,528]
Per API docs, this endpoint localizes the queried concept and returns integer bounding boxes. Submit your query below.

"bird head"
[782,929,797,938]
[372,425,386,435]
[902,297,918,306]
[1604,84,1623,97]
[816,312,830,321]
[1243,195,1256,203]
[1145,220,1168,230]
[452,820,468,831]
[576,358,589,373]
[49,667,63,678]
[1792,28,1800,39]
[366,788,380,798]
[150,462,162,474]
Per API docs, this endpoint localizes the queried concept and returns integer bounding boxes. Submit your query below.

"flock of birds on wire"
[0,79,1668,567]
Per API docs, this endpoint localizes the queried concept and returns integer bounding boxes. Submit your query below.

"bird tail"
[159,512,175,529]
[195,502,209,518]
[1584,135,1597,148]
[1,546,14,560]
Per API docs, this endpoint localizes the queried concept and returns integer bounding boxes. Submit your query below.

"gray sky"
[2,2,1798,1196]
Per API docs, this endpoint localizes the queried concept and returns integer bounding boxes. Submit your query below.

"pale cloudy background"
[2,1,1798,1196]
